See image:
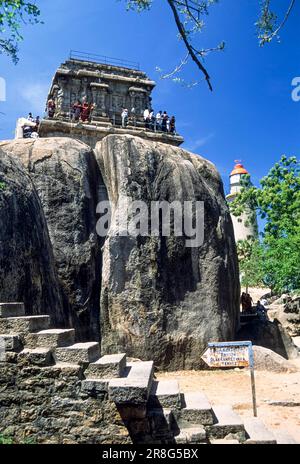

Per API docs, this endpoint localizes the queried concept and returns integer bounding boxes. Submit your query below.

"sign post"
[201,341,257,417]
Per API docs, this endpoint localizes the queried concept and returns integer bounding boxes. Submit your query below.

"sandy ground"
[157,358,300,443]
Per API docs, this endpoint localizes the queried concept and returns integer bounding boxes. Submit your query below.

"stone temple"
[38,52,184,148]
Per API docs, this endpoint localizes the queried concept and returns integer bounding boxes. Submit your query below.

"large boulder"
[0,149,64,325]
[0,138,106,340]
[253,346,297,373]
[268,295,300,337]
[95,134,240,370]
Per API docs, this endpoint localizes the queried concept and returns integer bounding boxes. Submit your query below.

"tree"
[125,1,296,90]
[231,156,300,293]
[236,238,265,293]
[0,0,42,63]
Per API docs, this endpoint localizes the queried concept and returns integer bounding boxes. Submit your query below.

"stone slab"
[180,392,214,425]
[0,315,50,335]
[0,303,25,318]
[273,430,298,444]
[175,426,206,444]
[18,348,54,367]
[244,418,277,444]
[207,405,245,440]
[149,380,181,409]
[54,342,100,365]
[0,334,22,352]
[211,439,240,445]
[84,353,126,379]
[109,361,154,404]
[81,378,110,394]
[28,328,75,349]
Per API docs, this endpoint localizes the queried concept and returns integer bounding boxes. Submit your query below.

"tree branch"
[166,0,213,91]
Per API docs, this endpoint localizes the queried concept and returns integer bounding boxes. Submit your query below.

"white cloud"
[184,132,215,152]
[19,82,49,115]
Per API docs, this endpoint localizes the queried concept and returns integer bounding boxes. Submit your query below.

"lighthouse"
[226,161,257,242]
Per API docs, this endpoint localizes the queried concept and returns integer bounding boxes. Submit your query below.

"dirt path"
[157,359,300,443]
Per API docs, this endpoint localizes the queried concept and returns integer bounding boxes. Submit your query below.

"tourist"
[245,293,254,313]
[72,100,82,122]
[131,107,136,126]
[81,100,91,122]
[170,116,176,134]
[149,109,155,130]
[121,108,128,128]
[155,110,162,131]
[28,112,34,122]
[35,116,40,130]
[161,111,168,132]
[47,99,56,118]
[256,300,268,319]
[144,107,150,128]
[166,115,170,133]
[240,292,247,312]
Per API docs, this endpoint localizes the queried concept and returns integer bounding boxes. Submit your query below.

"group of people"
[46,97,95,123]
[22,113,40,139]
[144,108,176,134]
[71,98,95,123]
[120,107,177,134]
[241,292,268,318]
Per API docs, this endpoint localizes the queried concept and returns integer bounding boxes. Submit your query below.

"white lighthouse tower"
[226,161,257,242]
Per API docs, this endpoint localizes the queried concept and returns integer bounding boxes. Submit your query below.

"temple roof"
[230,162,248,176]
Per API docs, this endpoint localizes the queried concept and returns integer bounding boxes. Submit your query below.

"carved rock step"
[175,425,206,444]
[207,405,245,441]
[0,315,50,335]
[244,418,277,444]
[81,378,110,395]
[84,353,126,379]
[0,334,22,352]
[179,392,214,425]
[54,342,100,365]
[0,303,25,318]
[149,380,181,409]
[18,348,54,366]
[27,328,75,349]
[109,361,154,404]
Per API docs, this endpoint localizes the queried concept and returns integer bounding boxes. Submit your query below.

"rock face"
[252,346,297,373]
[236,319,299,360]
[268,295,300,338]
[95,135,240,370]
[0,138,107,340]
[0,149,64,325]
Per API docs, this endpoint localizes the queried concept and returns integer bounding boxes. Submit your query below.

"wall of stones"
[0,357,131,444]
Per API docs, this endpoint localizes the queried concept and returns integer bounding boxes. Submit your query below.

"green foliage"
[0,181,6,190]
[0,0,42,63]
[0,433,14,444]
[237,239,265,290]
[0,433,36,444]
[231,156,300,293]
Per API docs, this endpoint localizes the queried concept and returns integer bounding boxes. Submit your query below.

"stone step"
[84,353,126,379]
[210,439,240,445]
[273,430,298,444]
[175,425,206,444]
[27,328,75,349]
[180,392,214,425]
[54,342,100,365]
[207,405,245,441]
[0,315,50,335]
[18,348,54,367]
[0,334,22,352]
[109,361,154,404]
[0,303,25,318]
[81,378,110,395]
[244,418,277,444]
[149,380,181,409]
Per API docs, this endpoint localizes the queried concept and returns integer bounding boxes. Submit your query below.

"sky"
[0,0,299,195]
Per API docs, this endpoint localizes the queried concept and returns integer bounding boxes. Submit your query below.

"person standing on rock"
[155,110,162,131]
[144,107,150,128]
[121,108,128,128]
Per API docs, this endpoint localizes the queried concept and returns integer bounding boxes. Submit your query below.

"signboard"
[201,342,250,368]
[201,341,257,417]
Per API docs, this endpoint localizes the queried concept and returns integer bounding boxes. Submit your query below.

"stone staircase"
[0,302,298,445]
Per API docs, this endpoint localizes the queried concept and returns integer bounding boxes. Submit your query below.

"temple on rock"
[36,51,184,148]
